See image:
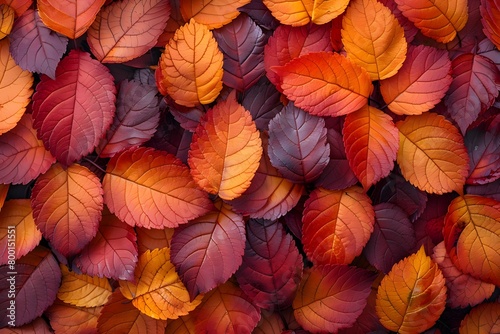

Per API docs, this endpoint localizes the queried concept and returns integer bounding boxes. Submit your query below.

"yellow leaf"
[0,4,14,39]
[180,0,251,29]
[262,0,349,26]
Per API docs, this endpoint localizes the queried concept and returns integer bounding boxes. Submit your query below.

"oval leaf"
[188,91,262,200]
[120,247,202,320]
[262,0,349,26]
[396,112,469,194]
[342,0,407,80]
[443,195,500,286]
[46,299,102,334]
[302,186,375,265]
[31,163,103,258]
[273,51,372,117]
[459,302,500,333]
[32,49,116,166]
[58,265,112,307]
[481,0,500,50]
[158,18,223,107]
[0,113,55,185]
[87,0,170,63]
[170,200,246,300]
[380,45,452,115]
[293,265,375,333]
[343,105,399,189]
[180,0,251,29]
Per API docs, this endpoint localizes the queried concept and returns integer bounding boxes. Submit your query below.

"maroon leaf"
[330,14,343,51]
[213,13,266,92]
[239,0,279,30]
[235,219,303,310]
[166,97,204,132]
[0,246,61,327]
[268,103,330,183]
[97,79,160,158]
[279,195,306,241]
[467,178,500,201]
[363,203,416,273]
[32,50,116,166]
[9,9,68,79]
[170,200,246,300]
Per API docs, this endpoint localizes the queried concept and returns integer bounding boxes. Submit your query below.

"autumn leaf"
[0,4,14,39]
[273,51,372,117]
[459,302,500,333]
[262,0,349,26]
[87,0,170,63]
[253,310,285,334]
[136,226,173,254]
[158,18,223,107]
[46,299,102,334]
[120,247,202,320]
[180,0,251,29]
[481,0,500,50]
[188,91,262,200]
[396,112,469,194]
[342,0,407,80]
[376,246,447,334]
[103,146,212,229]
[0,0,31,16]
[241,77,283,131]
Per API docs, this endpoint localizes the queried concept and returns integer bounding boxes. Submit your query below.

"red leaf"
[32,50,116,166]
[213,13,266,92]
[267,103,330,183]
[235,219,303,310]
[0,0,32,17]
[343,105,399,189]
[97,79,160,158]
[378,0,419,43]
[481,0,500,50]
[8,9,68,79]
[445,53,500,134]
[170,200,245,300]
[0,246,61,327]
[0,113,55,185]
[364,203,416,273]
[293,265,375,333]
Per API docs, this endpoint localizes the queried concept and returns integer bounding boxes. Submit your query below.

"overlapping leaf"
[459,302,500,333]
[253,311,285,334]
[293,265,375,333]
[170,200,246,300]
[268,103,329,183]
[235,219,303,310]
[241,77,283,130]
[136,226,173,254]
[0,184,8,209]
[262,0,349,26]
[273,52,372,116]
[239,0,279,30]
[342,0,407,80]
[343,105,399,189]
[0,0,31,16]
[164,314,196,334]
[0,38,33,136]
[302,186,375,265]
[188,92,262,200]
[0,199,42,265]
[37,0,105,39]
[7,317,52,333]
[120,247,202,320]
[180,0,251,29]
[443,195,500,286]
[445,53,500,134]
[394,0,468,43]
[380,45,452,115]
[87,0,170,63]
[0,246,61,327]
[378,0,419,43]
[46,299,102,334]
[0,113,55,185]
[0,4,14,39]
[212,13,266,92]
[32,49,116,166]
[158,18,223,106]
[103,146,212,228]
[481,0,500,49]
[396,113,469,194]
[376,246,447,333]
[31,163,103,257]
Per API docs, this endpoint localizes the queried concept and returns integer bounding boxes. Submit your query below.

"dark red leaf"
[166,96,204,132]
[235,219,303,310]
[378,0,418,42]
[467,178,500,201]
[268,103,330,183]
[279,195,306,241]
[239,0,279,30]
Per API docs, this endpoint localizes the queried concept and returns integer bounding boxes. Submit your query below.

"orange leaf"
[432,241,495,308]
[396,112,469,194]
[120,247,202,320]
[0,0,31,16]
[376,246,447,334]
[180,0,250,29]
[459,302,500,333]
[262,0,349,26]
[97,290,167,334]
[136,226,173,254]
[37,0,106,39]
[46,299,102,334]
[302,186,375,265]
[164,313,196,334]
[0,4,14,39]
[481,0,500,50]
[394,0,468,43]
[0,199,42,265]
[443,195,500,286]
[0,38,33,136]
[343,105,399,189]
[342,0,407,80]
[87,0,170,62]
[57,265,112,308]
[273,51,372,117]
[103,146,212,229]
[0,184,8,209]
[158,18,223,107]
[380,45,452,115]
[188,91,262,200]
